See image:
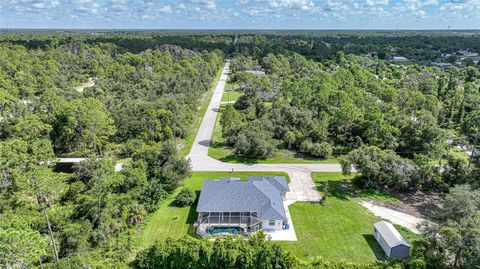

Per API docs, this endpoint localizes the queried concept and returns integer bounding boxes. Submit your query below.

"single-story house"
[194,176,289,237]
[373,221,410,259]
[244,70,266,76]
[392,56,409,62]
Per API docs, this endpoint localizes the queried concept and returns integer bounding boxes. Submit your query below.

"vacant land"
[280,172,417,262]
[208,106,339,164]
[138,171,290,248]
[221,90,244,102]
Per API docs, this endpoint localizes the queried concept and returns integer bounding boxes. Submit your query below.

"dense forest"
[1,31,479,268]
[0,33,223,267]
[223,52,480,191]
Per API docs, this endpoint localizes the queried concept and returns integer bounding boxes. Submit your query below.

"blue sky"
[1,0,479,29]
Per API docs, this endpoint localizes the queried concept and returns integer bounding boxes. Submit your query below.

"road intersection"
[185,60,424,235]
[186,60,344,202]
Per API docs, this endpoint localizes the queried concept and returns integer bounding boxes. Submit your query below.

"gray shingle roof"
[196,177,288,221]
[247,176,289,192]
[374,221,410,248]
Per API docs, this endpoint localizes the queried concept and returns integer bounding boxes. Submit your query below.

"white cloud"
[190,0,216,11]
[366,0,389,6]
[1,0,478,28]
[438,0,480,18]
[70,0,101,15]
[267,0,314,10]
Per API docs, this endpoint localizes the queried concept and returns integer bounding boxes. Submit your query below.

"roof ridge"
[251,180,286,220]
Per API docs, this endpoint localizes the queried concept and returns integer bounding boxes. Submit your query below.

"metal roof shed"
[373,221,410,259]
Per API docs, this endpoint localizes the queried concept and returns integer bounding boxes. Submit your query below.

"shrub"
[300,140,333,158]
[173,188,196,207]
[309,142,333,158]
[134,232,297,269]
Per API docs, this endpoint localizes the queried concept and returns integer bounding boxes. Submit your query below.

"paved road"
[187,60,344,202]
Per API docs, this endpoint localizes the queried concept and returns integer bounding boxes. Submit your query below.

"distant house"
[244,70,266,76]
[434,62,453,69]
[194,176,289,237]
[373,221,410,259]
[459,50,479,57]
[392,56,408,62]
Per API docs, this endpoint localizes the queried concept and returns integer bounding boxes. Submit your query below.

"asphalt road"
[186,60,345,201]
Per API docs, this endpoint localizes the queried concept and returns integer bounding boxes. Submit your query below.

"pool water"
[207,227,243,235]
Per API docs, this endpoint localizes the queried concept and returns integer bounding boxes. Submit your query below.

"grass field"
[280,172,415,262]
[138,171,290,248]
[208,106,339,164]
[221,90,243,102]
[139,172,420,262]
[449,147,470,162]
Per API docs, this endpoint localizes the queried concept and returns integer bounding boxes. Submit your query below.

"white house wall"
[262,220,283,230]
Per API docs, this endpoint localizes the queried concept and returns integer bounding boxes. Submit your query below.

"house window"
[269,220,275,226]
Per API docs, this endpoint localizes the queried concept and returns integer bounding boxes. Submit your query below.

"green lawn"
[208,107,339,164]
[138,171,290,248]
[280,172,414,262]
[449,147,470,162]
[430,146,471,165]
[221,90,244,102]
[139,172,419,262]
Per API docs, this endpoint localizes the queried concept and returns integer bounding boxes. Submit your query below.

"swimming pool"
[207,227,243,236]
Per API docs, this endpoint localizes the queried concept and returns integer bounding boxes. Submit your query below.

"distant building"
[244,70,266,76]
[392,56,408,62]
[459,50,479,57]
[434,62,453,68]
[373,221,410,259]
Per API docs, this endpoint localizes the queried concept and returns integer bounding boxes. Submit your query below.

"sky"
[0,0,479,30]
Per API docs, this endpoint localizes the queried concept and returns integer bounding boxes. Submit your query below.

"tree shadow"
[315,180,353,201]
[209,140,225,149]
[198,140,211,147]
[293,152,331,162]
[363,234,386,260]
[315,179,396,202]
[219,155,265,164]
[186,191,200,238]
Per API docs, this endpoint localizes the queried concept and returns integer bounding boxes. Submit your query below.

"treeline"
[0,31,234,54]
[2,31,480,63]
[134,184,480,269]
[0,41,224,156]
[0,36,223,267]
[222,53,480,191]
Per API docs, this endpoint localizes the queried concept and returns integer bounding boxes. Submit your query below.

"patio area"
[265,201,297,241]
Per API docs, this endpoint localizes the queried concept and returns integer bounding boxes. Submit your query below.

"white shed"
[373,221,410,259]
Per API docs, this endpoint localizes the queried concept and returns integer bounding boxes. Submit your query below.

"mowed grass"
[430,146,470,165]
[138,171,290,248]
[221,90,244,102]
[280,172,410,262]
[139,172,419,262]
[208,106,338,164]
